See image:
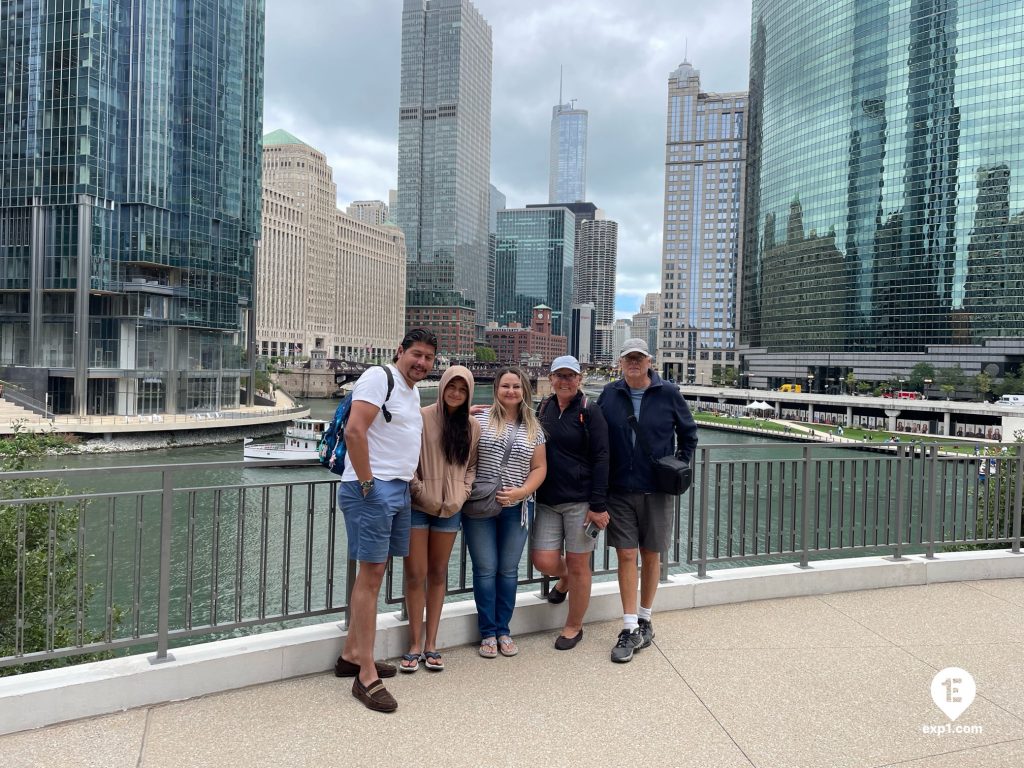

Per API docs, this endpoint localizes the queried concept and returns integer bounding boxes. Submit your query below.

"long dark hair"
[441,376,472,466]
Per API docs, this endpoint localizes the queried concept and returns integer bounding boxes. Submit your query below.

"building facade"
[742,0,1024,390]
[396,0,492,330]
[405,290,477,360]
[657,61,746,385]
[632,292,662,368]
[494,207,575,336]
[574,217,618,362]
[569,302,596,364]
[612,318,633,358]
[549,102,588,204]
[0,0,264,416]
[257,131,405,363]
[346,201,390,226]
[485,306,567,366]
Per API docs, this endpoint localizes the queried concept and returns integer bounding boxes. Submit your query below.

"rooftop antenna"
[684,38,689,64]
[559,65,563,107]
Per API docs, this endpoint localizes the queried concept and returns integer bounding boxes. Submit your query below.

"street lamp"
[923,378,932,397]
[807,372,815,393]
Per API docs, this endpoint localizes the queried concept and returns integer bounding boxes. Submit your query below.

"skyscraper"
[0,0,264,416]
[396,0,493,332]
[574,218,618,362]
[657,62,747,385]
[742,0,1024,388]
[346,201,390,226]
[549,101,588,204]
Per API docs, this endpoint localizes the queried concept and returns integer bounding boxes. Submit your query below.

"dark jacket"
[597,371,698,494]
[536,390,609,512]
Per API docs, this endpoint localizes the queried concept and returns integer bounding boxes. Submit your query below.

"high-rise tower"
[396,0,493,340]
[549,99,588,204]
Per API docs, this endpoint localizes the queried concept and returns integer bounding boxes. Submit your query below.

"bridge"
[331,360,552,385]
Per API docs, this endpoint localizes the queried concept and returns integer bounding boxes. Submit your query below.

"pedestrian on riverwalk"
[335,328,437,713]
[402,366,479,673]
[531,355,609,651]
[463,367,547,660]
[597,339,698,664]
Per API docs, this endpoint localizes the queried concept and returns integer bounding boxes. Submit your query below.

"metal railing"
[1,443,1020,671]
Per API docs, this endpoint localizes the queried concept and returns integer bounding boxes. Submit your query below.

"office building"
[485,306,567,366]
[569,302,597,364]
[396,0,492,329]
[612,319,633,357]
[657,61,746,385]
[742,0,1024,389]
[632,292,662,366]
[0,0,264,416]
[346,201,390,226]
[494,207,575,336]
[550,102,588,204]
[258,131,406,363]
[487,184,506,323]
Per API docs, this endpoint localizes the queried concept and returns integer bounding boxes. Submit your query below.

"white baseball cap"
[550,355,581,374]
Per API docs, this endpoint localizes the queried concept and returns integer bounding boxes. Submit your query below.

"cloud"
[263,0,753,306]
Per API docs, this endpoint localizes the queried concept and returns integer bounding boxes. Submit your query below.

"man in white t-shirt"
[334,328,436,713]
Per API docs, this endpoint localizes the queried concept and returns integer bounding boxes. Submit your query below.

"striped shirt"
[474,412,546,490]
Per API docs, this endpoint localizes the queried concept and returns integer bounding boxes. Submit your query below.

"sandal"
[479,637,498,658]
[399,652,422,673]
[351,676,398,713]
[423,651,444,671]
[497,635,518,657]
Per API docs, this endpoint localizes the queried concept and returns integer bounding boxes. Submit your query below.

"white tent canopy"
[744,401,774,412]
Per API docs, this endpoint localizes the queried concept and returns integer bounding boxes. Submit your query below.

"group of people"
[334,328,698,713]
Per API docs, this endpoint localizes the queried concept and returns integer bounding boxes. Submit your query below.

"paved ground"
[3,579,1024,768]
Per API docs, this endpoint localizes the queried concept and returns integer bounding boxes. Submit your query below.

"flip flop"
[423,651,444,671]
[497,635,518,657]
[479,638,498,658]
[399,653,422,673]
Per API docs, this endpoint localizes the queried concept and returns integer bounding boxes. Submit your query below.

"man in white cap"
[597,339,697,663]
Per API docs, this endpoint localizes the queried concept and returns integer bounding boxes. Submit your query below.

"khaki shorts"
[531,502,597,554]
[606,492,674,552]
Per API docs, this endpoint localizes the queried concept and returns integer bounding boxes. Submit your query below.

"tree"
[995,368,1024,397]
[856,381,871,395]
[974,372,994,402]
[937,365,964,399]
[908,362,936,391]
[474,346,497,363]
[0,427,116,675]
[844,372,857,394]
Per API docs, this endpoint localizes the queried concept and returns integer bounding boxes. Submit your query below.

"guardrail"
[1,443,1020,671]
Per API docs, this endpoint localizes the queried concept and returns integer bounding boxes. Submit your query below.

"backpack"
[318,365,395,476]
[537,393,591,457]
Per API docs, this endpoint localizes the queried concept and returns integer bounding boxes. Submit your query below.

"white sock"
[623,613,638,631]
[638,606,652,621]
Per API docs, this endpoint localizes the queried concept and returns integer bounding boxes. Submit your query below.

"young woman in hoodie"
[402,366,479,672]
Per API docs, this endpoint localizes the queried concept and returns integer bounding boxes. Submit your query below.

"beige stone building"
[257,130,405,362]
[346,200,389,226]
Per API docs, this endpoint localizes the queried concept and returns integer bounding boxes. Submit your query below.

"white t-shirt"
[341,365,422,482]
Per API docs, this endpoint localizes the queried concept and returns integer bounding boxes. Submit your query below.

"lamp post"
[807,372,815,393]
[923,378,932,397]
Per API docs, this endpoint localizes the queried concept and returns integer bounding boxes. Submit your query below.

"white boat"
[244,418,329,462]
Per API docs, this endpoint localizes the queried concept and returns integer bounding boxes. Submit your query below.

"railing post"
[1012,454,1022,555]
[149,468,176,664]
[799,445,811,568]
[892,446,907,560]
[925,444,937,558]
[696,447,710,579]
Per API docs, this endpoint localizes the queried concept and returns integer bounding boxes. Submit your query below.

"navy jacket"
[597,371,698,494]
[536,391,609,512]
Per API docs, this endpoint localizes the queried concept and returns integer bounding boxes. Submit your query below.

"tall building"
[657,62,747,385]
[549,102,588,204]
[396,0,492,330]
[569,302,596,364]
[0,0,264,416]
[258,132,405,363]
[494,207,575,336]
[632,292,662,367]
[612,319,633,357]
[346,201,390,226]
[487,184,506,323]
[742,0,1024,389]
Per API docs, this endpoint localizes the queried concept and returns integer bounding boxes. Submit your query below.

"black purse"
[627,415,693,496]
[463,424,519,519]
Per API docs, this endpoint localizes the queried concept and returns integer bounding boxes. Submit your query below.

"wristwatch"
[359,479,375,493]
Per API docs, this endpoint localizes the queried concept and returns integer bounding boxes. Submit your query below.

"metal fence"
[1,442,1020,671]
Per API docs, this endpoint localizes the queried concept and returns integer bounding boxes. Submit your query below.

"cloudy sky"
[264,0,753,317]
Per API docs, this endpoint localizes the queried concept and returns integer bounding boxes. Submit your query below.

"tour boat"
[243,418,328,462]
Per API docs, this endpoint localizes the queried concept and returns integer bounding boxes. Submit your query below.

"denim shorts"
[531,502,596,554]
[410,508,462,533]
[338,479,412,563]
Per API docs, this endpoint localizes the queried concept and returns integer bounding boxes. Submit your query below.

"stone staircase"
[0,397,49,430]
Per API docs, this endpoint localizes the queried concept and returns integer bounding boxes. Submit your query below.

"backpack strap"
[379,365,394,423]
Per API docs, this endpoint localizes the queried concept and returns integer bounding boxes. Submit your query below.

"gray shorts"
[606,492,675,553]
[531,502,597,554]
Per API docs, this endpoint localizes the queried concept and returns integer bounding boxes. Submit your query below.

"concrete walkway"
[3,579,1023,768]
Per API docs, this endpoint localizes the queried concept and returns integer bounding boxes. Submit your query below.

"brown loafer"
[352,677,398,713]
[335,655,397,679]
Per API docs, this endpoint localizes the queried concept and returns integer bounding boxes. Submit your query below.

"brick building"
[405,290,477,359]
[485,305,567,366]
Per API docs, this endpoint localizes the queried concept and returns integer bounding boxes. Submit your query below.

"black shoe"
[554,629,583,650]
[638,618,655,649]
[546,584,568,604]
[610,627,643,663]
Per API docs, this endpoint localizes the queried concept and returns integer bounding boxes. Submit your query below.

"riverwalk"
[3,572,1023,767]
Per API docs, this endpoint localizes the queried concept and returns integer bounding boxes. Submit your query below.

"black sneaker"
[638,618,655,649]
[610,627,643,663]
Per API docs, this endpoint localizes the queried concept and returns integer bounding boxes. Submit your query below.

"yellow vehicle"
[780,383,802,393]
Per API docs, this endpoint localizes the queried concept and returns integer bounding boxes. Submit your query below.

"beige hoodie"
[409,366,480,517]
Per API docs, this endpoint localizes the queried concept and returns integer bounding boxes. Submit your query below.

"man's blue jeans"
[462,501,534,639]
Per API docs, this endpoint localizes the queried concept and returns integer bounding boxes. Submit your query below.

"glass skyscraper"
[494,207,575,336]
[0,0,264,416]
[549,102,588,204]
[397,0,492,332]
[742,0,1024,388]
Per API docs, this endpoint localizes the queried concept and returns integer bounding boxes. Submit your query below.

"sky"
[263,0,753,318]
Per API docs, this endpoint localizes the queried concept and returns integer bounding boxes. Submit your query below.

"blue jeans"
[462,501,534,639]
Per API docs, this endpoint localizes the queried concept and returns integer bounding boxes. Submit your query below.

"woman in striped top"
[462,367,547,659]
